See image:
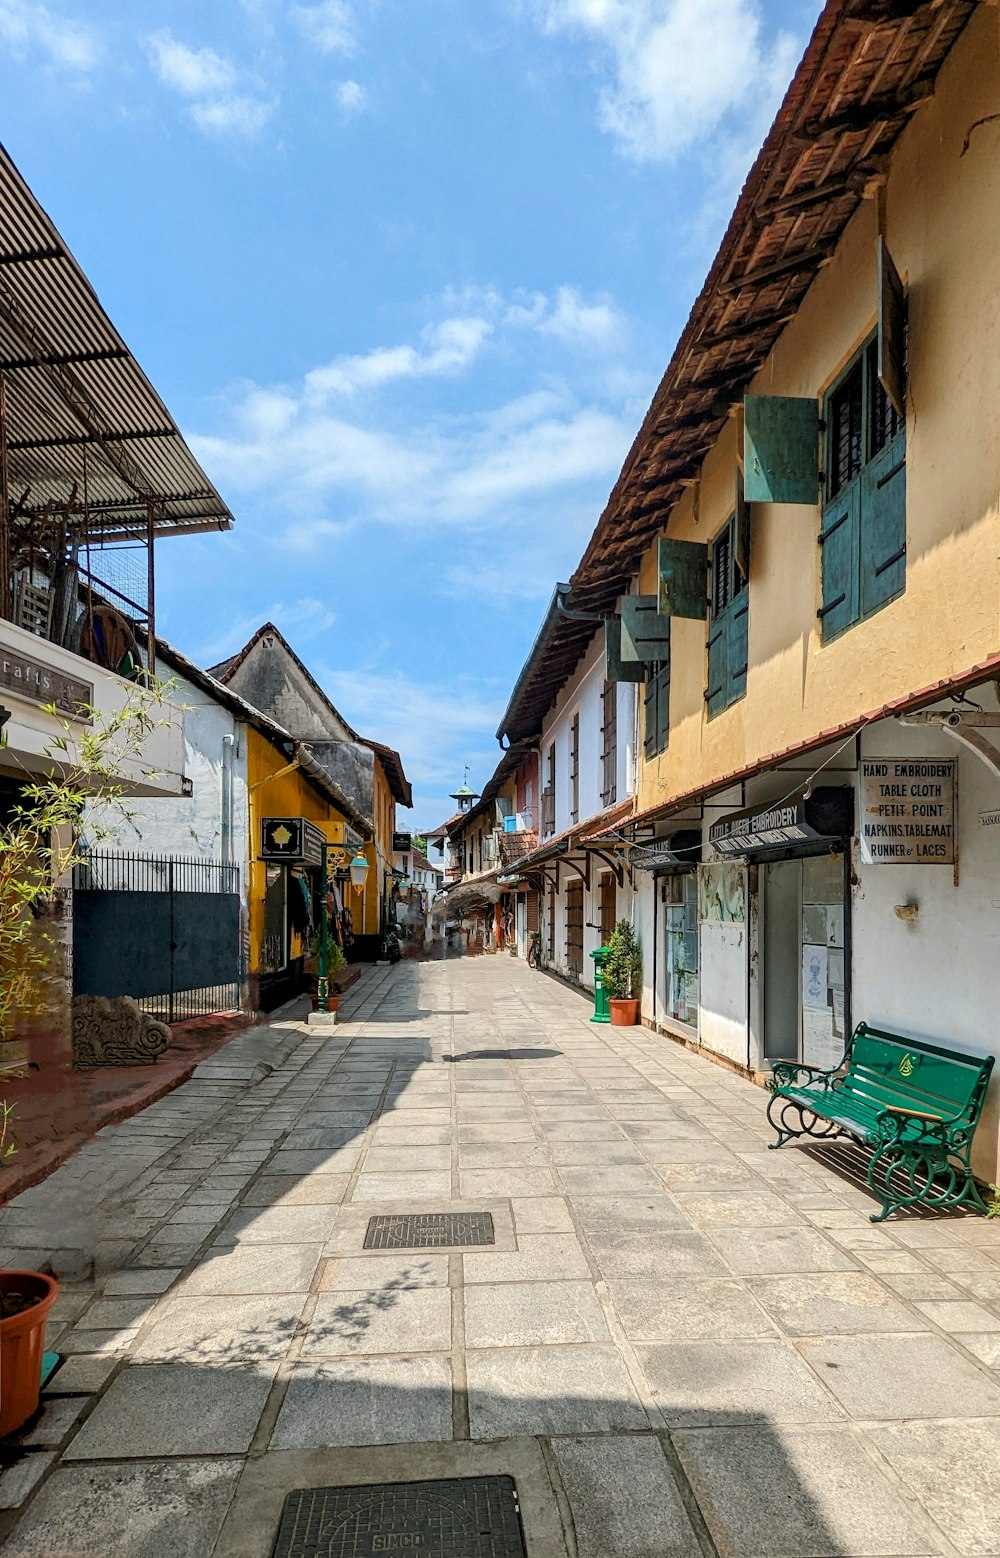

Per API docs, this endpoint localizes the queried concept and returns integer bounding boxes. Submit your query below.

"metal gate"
[73,851,241,1021]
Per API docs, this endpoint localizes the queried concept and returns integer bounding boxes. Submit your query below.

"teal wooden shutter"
[621,595,671,662]
[734,467,750,579]
[658,539,707,619]
[706,615,726,717]
[877,237,906,418]
[860,432,906,617]
[643,675,658,759]
[744,396,819,504]
[729,593,749,703]
[643,665,669,758]
[657,664,670,753]
[605,615,646,683]
[818,482,860,640]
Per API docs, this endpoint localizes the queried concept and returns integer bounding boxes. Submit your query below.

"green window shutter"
[621,594,671,662]
[877,236,906,418]
[706,615,727,718]
[605,615,646,683]
[818,482,860,641]
[860,431,906,617]
[657,665,670,753]
[729,594,749,703]
[744,395,819,504]
[657,538,707,619]
[734,467,750,579]
[643,674,658,759]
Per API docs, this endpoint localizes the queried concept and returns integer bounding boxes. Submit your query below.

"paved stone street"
[2,958,1000,1556]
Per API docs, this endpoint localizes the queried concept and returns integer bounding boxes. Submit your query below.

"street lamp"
[349,851,369,888]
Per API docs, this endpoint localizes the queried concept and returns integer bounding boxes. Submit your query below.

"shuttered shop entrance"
[566,882,584,975]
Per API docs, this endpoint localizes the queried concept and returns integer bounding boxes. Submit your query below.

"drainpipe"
[221,734,235,866]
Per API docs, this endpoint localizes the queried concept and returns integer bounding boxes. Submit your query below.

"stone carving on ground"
[72,995,171,1068]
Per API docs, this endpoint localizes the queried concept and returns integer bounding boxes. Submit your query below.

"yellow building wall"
[246,727,350,973]
[636,5,1000,816]
[362,759,396,935]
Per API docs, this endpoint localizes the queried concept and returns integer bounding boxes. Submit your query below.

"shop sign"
[709,789,853,856]
[626,829,701,871]
[0,644,92,720]
[979,809,1000,829]
[392,831,412,853]
[859,759,956,864]
[260,816,326,865]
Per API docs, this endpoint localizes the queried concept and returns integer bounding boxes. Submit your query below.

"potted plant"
[0,1270,60,1437]
[603,919,642,1026]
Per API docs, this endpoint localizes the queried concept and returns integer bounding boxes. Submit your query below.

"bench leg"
[867,1142,987,1222]
[766,1093,844,1150]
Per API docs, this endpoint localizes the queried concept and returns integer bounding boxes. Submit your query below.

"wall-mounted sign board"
[859,758,956,864]
[260,816,326,866]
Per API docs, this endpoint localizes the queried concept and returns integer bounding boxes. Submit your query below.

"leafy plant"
[326,940,348,987]
[0,679,177,1104]
[602,919,642,1001]
[988,1184,999,1220]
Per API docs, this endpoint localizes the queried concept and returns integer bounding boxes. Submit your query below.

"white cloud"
[147,29,275,137]
[186,284,637,553]
[336,78,367,115]
[195,597,337,666]
[303,315,493,400]
[0,0,100,70]
[291,0,357,54]
[531,0,799,163]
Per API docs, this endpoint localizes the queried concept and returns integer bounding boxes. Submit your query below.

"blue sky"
[0,0,821,825]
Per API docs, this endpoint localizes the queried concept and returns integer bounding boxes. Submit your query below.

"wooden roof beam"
[718,245,835,298]
[794,82,934,143]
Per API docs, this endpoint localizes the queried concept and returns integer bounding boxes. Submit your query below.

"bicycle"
[527,931,542,969]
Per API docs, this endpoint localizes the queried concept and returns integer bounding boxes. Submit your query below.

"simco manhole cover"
[271,1476,527,1557]
[364,1211,495,1249]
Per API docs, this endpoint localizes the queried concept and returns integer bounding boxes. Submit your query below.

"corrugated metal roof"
[0,141,233,540]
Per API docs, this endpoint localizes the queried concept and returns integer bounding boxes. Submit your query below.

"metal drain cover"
[271,1476,527,1557]
[364,1211,495,1249]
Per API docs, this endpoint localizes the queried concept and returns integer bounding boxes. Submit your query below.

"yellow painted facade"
[635,6,1000,818]
[362,757,396,936]
[246,727,351,976]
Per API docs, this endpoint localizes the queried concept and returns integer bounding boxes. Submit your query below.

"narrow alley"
[1,958,999,1556]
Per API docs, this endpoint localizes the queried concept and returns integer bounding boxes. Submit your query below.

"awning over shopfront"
[626,828,702,872]
[709,786,854,857]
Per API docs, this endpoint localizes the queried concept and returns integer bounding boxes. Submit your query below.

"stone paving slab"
[3,958,1000,1557]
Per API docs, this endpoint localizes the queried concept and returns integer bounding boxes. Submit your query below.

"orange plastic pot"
[609,999,639,1027]
[0,1271,59,1437]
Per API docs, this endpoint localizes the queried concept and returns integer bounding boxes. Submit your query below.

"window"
[600,680,617,807]
[820,331,906,640]
[706,514,748,718]
[542,743,556,836]
[524,775,534,826]
[566,881,584,975]
[644,662,670,759]
[569,713,580,825]
[664,873,698,1027]
[599,871,616,944]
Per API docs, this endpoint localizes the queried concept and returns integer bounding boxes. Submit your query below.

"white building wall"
[852,699,1000,1182]
[87,657,251,904]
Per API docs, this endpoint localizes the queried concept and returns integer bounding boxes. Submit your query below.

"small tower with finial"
[450,765,480,814]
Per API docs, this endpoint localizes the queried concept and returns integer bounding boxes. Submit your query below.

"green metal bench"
[767,1023,994,1222]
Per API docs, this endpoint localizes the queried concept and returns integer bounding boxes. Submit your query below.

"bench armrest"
[874,1104,964,1143]
[769,1060,836,1091]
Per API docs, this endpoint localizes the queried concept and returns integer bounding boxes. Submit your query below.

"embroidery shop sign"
[859,758,956,864]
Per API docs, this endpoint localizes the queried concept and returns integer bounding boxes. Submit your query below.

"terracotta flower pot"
[0,1270,59,1437]
[609,998,639,1027]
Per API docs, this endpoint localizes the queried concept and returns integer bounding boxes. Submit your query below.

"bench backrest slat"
[840,1025,993,1123]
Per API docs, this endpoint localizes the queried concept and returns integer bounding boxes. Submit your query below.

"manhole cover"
[271,1476,527,1557]
[364,1211,495,1249]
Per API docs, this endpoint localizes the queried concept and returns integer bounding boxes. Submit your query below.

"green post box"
[590,945,610,1024]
